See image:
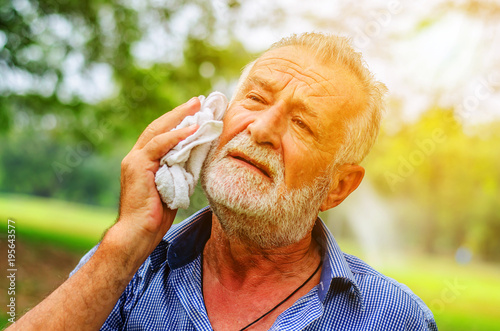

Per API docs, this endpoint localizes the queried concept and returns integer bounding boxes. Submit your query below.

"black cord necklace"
[200,254,323,331]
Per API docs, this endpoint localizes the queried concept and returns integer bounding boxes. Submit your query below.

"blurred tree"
[0,0,253,144]
[0,0,255,207]
[366,109,500,261]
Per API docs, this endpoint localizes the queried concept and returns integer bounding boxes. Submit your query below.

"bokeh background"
[1,0,500,329]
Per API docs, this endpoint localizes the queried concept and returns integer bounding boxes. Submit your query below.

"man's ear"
[320,164,365,212]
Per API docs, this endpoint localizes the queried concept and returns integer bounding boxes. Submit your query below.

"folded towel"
[155,91,228,209]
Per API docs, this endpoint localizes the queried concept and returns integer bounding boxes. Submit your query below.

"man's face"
[201,46,366,247]
[218,46,366,189]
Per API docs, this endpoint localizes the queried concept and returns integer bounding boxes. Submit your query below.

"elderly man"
[11,33,437,330]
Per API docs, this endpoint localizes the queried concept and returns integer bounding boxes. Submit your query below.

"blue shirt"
[73,207,437,330]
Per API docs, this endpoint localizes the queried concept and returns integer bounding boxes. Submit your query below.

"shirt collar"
[313,219,363,307]
[151,206,363,307]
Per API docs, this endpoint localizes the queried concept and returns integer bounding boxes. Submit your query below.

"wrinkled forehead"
[255,46,357,90]
[246,46,367,121]
[251,47,332,86]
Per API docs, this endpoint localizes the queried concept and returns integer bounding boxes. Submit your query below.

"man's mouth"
[227,151,272,178]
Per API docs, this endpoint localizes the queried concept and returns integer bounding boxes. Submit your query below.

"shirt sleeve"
[401,284,438,331]
[99,261,149,330]
[99,280,136,330]
[422,304,438,331]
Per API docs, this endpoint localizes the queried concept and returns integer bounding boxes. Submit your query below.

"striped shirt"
[72,207,437,330]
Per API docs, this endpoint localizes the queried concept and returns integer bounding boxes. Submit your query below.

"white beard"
[200,132,331,248]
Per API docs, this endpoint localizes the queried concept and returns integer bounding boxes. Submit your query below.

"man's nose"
[247,103,286,149]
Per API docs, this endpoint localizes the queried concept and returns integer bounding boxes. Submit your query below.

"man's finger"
[134,97,201,150]
[142,124,199,161]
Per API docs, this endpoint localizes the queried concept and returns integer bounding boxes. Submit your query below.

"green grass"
[379,256,500,331]
[1,194,500,330]
[0,193,117,251]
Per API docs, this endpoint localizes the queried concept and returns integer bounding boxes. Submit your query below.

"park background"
[1,0,500,329]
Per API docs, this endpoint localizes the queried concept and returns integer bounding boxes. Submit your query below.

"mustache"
[221,133,284,179]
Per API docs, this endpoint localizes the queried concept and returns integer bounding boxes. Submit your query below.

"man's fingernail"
[187,97,198,106]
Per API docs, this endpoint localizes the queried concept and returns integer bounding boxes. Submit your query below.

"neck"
[203,213,322,290]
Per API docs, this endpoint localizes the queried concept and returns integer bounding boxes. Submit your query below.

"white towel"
[155,91,228,209]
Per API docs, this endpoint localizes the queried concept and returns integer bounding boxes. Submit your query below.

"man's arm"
[8,97,201,330]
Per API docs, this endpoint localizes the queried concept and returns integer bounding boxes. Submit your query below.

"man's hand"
[8,97,201,331]
[110,97,201,263]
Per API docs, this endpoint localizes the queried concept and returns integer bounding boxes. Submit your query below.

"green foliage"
[366,109,500,261]
[0,0,253,209]
[0,0,252,143]
[0,131,123,207]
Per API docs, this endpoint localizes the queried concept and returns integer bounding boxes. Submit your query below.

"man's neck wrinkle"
[203,215,321,291]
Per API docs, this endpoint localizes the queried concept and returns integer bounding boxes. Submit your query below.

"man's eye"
[247,94,263,103]
[293,118,314,134]
[293,118,308,130]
